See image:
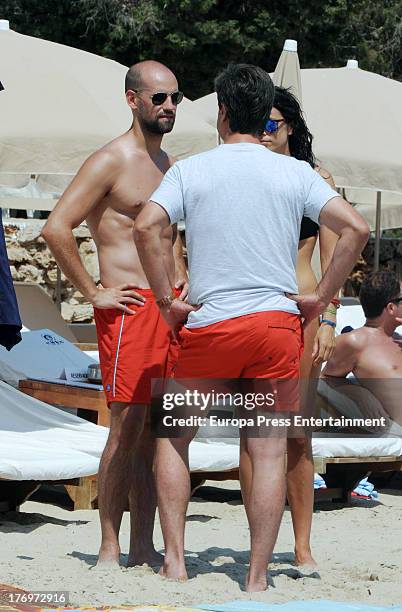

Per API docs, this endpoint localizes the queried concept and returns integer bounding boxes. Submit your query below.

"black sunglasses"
[391,297,402,304]
[134,89,184,106]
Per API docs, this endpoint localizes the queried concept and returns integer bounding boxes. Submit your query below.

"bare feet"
[245,571,268,592]
[96,543,120,568]
[126,549,164,568]
[294,548,318,569]
[159,557,188,581]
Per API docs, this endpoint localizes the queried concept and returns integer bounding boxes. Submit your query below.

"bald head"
[125,60,177,93]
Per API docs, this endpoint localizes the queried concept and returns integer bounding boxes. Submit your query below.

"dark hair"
[273,87,316,168]
[214,63,274,136]
[359,271,401,318]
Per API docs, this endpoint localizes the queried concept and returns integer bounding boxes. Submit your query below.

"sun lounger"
[14,282,77,341]
[189,435,402,501]
[336,302,402,335]
[1,378,401,510]
[0,381,107,510]
[13,282,97,346]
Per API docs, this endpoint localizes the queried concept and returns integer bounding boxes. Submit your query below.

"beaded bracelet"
[324,307,338,316]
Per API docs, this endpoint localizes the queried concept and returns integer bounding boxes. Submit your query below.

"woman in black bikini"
[242,87,339,569]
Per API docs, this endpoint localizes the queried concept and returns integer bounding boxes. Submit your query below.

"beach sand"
[0,482,401,608]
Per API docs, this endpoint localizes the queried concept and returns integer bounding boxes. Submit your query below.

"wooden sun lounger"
[0,475,98,512]
[189,455,402,503]
[2,455,401,512]
[1,381,107,512]
[13,282,97,348]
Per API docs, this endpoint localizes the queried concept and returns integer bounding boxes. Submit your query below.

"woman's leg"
[286,318,319,567]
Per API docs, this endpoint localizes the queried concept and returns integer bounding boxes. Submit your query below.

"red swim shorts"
[173,310,303,411]
[94,288,179,406]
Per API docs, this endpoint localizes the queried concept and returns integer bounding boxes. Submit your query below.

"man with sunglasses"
[42,60,187,568]
[323,270,402,425]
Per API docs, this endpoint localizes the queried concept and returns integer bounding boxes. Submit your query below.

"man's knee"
[107,403,148,449]
[247,437,287,462]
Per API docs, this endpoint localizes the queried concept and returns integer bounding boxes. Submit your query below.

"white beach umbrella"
[193,63,402,269]
[0,19,217,308]
[302,61,402,268]
[0,21,217,209]
[273,39,302,103]
[192,66,402,196]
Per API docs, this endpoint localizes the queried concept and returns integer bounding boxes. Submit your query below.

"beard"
[140,114,175,135]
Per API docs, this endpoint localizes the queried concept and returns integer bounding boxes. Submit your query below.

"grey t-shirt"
[150,143,339,328]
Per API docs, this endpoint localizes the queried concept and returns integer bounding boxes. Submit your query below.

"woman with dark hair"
[241,87,339,569]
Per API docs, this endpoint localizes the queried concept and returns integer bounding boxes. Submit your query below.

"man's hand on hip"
[91,283,146,315]
[175,278,189,301]
[286,292,327,327]
[160,299,197,336]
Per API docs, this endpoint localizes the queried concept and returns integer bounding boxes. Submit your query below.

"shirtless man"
[41,61,187,568]
[322,270,402,424]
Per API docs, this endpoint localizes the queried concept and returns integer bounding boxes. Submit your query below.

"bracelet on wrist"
[156,289,176,309]
[330,298,341,309]
[324,307,338,316]
[321,318,336,328]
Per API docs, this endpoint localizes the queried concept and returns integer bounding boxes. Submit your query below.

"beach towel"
[352,477,379,499]
[314,474,326,489]
[197,600,402,612]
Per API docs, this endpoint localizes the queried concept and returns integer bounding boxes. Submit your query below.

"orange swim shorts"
[94,288,179,406]
[173,310,303,411]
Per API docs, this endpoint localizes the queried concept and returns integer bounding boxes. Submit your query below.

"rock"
[71,290,86,304]
[32,248,53,269]
[45,267,67,287]
[7,245,30,263]
[79,240,97,256]
[82,251,100,282]
[17,223,44,246]
[4,223,19,237]
[73,224,92,239]
[61,303,94,323]
[18,264,43,283]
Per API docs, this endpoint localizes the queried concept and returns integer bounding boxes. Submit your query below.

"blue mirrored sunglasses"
[265,118,285,133]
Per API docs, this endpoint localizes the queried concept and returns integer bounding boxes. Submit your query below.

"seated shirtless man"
[42,61,187,568]
[322,270,402,426]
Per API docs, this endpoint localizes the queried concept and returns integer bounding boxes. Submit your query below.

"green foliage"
[2,0,401,98]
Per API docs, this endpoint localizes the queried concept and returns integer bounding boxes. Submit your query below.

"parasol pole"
[374,191,382,272]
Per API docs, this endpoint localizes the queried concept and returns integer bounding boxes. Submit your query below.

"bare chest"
[106,161,166,218]
[357,342,402,378]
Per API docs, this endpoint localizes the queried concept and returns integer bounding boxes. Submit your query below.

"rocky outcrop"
[4,218,96,323]
[345,237,402,296]
[4,219,402,320]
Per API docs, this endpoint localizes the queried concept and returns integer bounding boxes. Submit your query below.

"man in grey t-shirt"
[134,64,369,591]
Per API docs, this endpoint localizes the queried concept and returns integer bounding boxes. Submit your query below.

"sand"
[0,482,402,608]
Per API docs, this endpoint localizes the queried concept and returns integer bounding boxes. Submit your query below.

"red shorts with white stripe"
[94,288,179,406]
